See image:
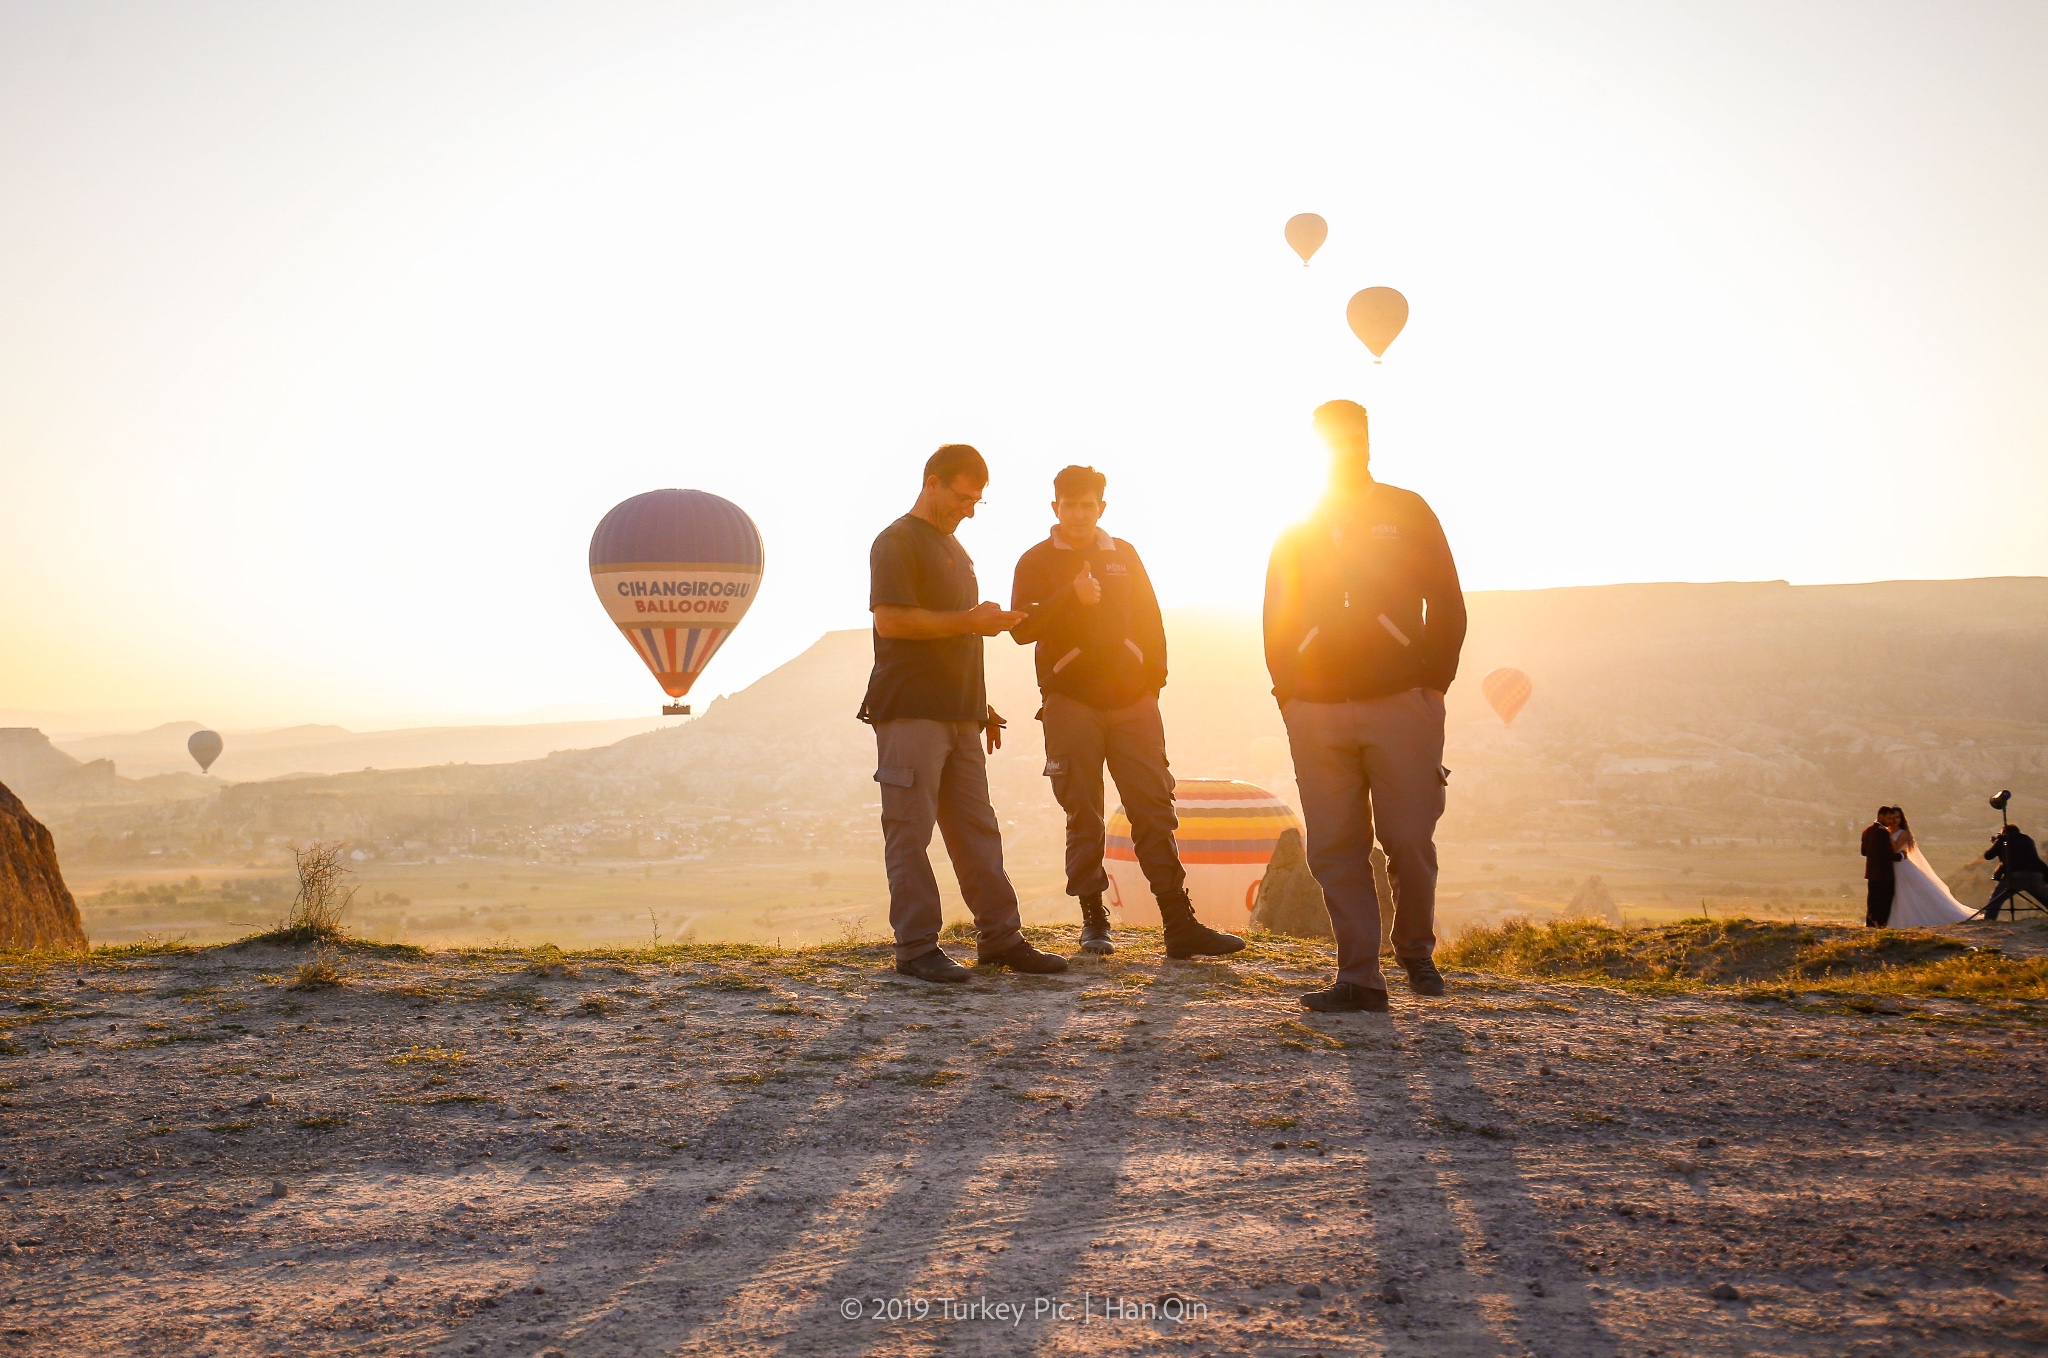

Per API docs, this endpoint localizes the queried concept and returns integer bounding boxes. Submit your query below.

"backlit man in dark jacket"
[1265,401,1466,1012]
[1983,823,2048,921]
[1011,465,1243,960]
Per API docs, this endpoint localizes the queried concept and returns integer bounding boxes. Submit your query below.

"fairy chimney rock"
[0,778,89,953]
[1251,828,1334,940]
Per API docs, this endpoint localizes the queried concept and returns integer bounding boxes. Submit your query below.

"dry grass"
[287,951,346,991]
[1442,917,2048,1003]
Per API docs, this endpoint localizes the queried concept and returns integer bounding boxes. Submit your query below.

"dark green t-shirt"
[859,515,987,723]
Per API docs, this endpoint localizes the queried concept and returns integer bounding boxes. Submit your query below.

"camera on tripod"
[1991,789,2012,826]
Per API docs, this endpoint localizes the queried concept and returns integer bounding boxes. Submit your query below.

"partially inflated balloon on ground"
[1104,779,1300,931]
[1482,667,1533,725]
[589,490,764,715]
[1284,213,1328,265]
[187,729,223,773]
[1346,286,1409,361]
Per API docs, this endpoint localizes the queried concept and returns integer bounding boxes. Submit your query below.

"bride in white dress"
[1886,809,1974,927]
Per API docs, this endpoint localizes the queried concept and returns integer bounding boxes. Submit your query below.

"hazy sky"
[3,0,2043,732]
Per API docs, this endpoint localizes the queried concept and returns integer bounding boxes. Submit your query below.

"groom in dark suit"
[1860,807,1903,928]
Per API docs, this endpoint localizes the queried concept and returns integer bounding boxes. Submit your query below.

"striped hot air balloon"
[589,490,764,715]
[1104,779,1302,931]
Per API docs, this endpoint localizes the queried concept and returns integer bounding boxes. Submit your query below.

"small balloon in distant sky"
[1284,213,1327,265]
[187,729,223,773]
[589,489,765,717]
[1481,668,1533,725]
[1346,287,1409,362]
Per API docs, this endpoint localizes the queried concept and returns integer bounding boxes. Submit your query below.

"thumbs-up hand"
[1074,563,1102,606]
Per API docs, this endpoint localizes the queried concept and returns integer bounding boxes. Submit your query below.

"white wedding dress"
[1888,840,1974,927]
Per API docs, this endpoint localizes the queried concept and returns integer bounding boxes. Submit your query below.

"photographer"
[1983,824,2048,921]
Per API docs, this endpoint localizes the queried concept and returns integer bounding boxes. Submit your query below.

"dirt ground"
[1,929,2043,1357]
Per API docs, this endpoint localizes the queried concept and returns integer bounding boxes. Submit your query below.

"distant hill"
[21,577,2047,865]
[50,717,675,782]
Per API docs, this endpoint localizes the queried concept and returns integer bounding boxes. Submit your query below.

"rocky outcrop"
[0,778,88,952]
[1253,832,1401,949]
[1252,829,1332,939]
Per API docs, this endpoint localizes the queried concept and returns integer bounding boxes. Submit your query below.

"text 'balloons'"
[187,729,223,773]
[1284,213,1327,266]
[589,490,765,715]
[1481,668,1533,726]
[1346,287,1409,362]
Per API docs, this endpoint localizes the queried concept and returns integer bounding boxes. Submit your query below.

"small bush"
[242,844,356,947]
[288,952,345,991]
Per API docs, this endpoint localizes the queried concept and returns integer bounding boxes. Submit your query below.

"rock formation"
[1568,874,1625,924]
[0,777,89,952]
[1252,829,1332,939]
[1252,831,1400,950]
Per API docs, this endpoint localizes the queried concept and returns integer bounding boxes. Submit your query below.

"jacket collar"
[1049,527,1114,551]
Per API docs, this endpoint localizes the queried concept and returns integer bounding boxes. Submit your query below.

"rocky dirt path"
[0,933,2043,1356]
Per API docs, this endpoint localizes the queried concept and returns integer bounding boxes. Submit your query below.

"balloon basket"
[662,703,691,716]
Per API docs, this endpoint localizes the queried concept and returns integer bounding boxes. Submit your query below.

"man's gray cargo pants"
[873,718,1025,965]
[1282,688,1447,989]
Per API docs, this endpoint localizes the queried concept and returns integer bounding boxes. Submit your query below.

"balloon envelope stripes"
[1105,779,1302,931]
[589,490,765,703]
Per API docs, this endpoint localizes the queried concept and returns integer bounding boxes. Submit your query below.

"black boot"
[1078,894,1115,955]
[1158,888,1245,959]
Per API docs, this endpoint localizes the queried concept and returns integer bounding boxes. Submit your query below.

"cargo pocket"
[874,765,917,821]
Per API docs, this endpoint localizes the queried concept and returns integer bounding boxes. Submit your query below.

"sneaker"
[1300,981,1390,1013]
[979,941,1070,975]
[1400,957,1447,997]
[1078,894,1115,956]
[896,948,972,983]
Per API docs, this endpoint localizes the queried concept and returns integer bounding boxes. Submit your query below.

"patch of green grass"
[207,1120,254,1134]
[117,1031,221,1049]
[901,1069,966,1088]
[425,1093,493,1105]
[295,1115,347,1131]
[91,938,197,958]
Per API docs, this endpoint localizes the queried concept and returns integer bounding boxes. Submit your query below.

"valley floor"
[1,930,2043,1356]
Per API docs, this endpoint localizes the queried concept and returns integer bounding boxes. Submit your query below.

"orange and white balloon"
[1481,667,1533,725]
[1284,213,1328,266]
[1346,286,1409,362]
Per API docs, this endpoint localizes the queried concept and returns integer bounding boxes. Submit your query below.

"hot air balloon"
[1481,667,1532,725]
[1346,287,1409,362]
[1284,213,1327,266]
[589,490,764,716]
[1104,779,1301,931]
[187,729,223,774]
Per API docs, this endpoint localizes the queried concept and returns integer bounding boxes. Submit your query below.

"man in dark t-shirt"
[861,444,1068,983]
